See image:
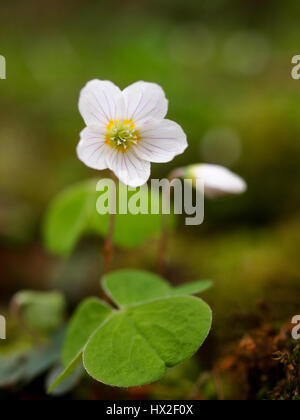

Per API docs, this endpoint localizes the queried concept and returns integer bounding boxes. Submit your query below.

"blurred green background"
[0,0,300,400]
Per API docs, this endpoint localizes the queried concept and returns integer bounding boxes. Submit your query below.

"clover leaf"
[48,270,212,392]
[103,269,213,306]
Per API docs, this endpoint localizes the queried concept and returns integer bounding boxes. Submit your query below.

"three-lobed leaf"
[49,270,212,392]
[83,296,211,387]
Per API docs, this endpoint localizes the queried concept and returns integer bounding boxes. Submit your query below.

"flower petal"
[123,81,168,124]
[107,149,151,188]
[134,119,188,163]
[79,80,125,127]
[77,126,110,170]
[190,164,247,198]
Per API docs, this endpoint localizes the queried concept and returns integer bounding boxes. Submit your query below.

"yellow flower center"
[105,120,141,152]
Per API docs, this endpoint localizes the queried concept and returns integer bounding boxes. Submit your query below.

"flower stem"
[103,173,117,274]
[103,212,116,274]
[157,212,168,276]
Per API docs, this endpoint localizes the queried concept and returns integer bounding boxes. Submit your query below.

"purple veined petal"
[79,80,125,127]
[134,119,188,163]
[123,81,169,124]
[77,127,110,170]
[106,149,151,188]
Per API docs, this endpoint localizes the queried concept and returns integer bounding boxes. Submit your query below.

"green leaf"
[12,291,66,334]
[83,296,212,387]
[172,280,213,296]
[103,270,213,306]
[62,298,112,367]
[49,271,212,392]
[48,298,112,393]
[43,179,97,256]
[47,354,82,394]
[103,269,171,306]
[126,297,211,367]
[44,179,175,256]
[83,312,166,387]
[46,363,83,396]
[23,329,65,383]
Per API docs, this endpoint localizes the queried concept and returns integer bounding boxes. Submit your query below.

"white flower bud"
[185,164,247,199]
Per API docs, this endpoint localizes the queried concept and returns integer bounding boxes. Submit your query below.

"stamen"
[106,120,141,152]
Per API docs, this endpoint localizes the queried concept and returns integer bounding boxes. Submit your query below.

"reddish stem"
[102,173,117,274]
[103,210,116,274]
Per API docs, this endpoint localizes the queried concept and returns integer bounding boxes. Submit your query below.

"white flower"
[77,80,188,187]
[186,164,247,198]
